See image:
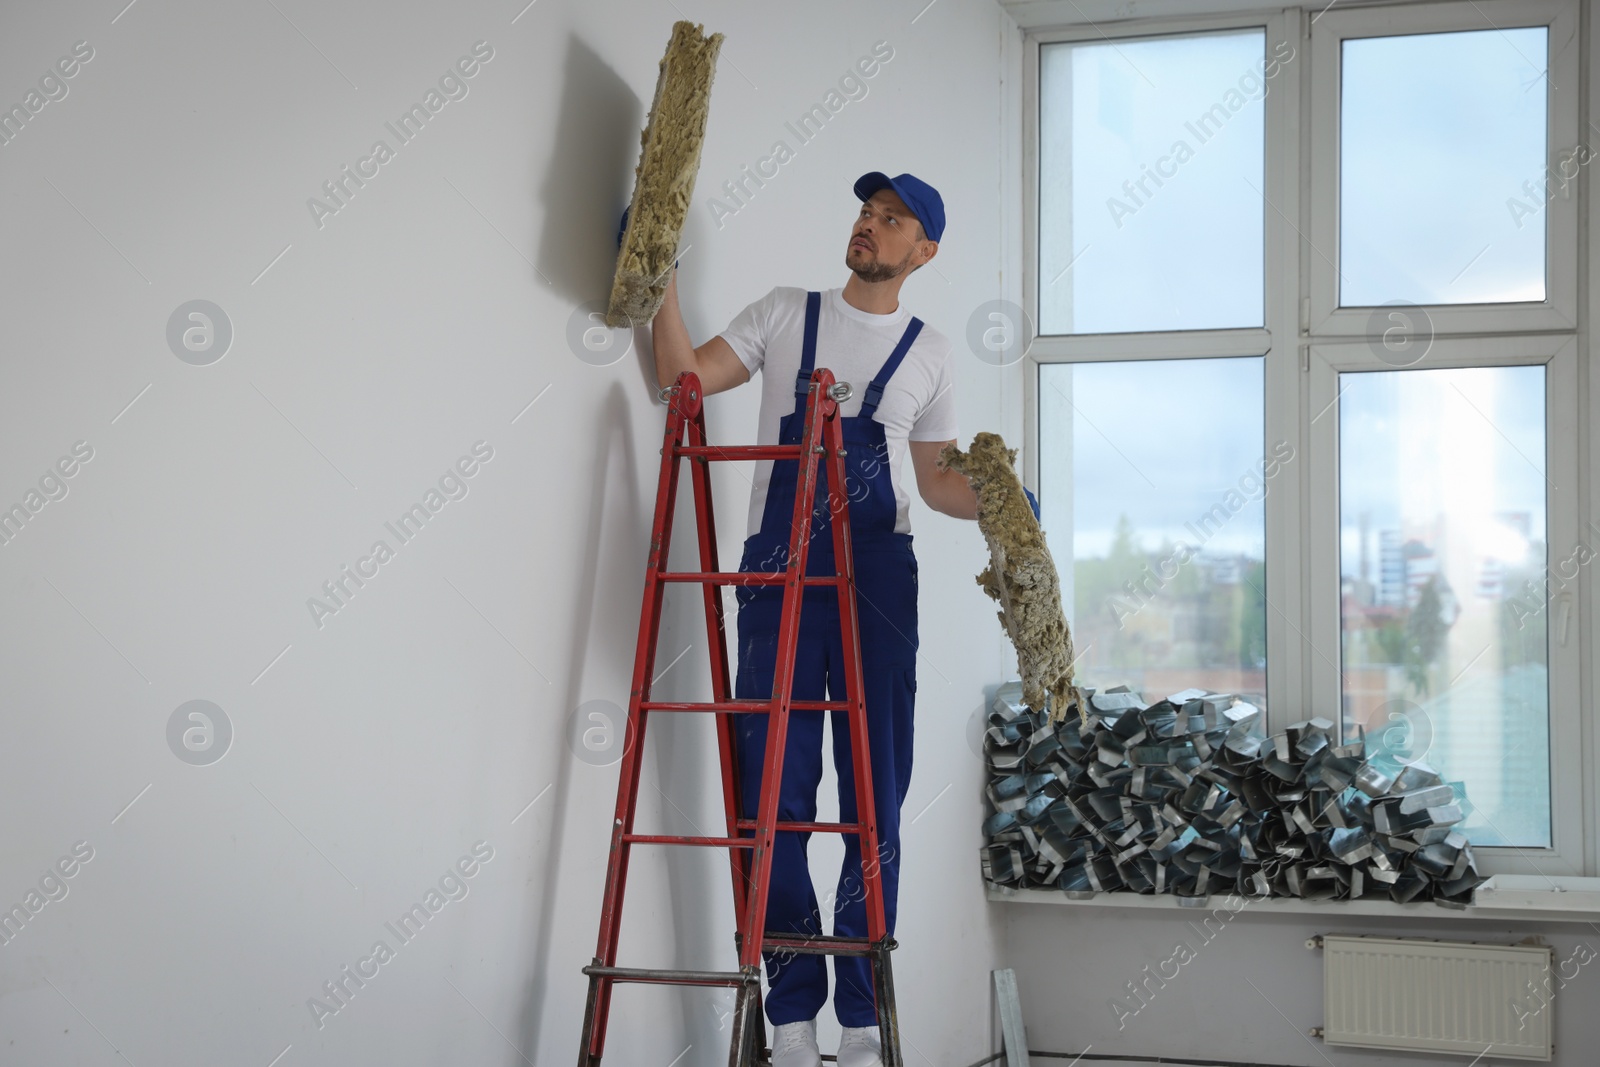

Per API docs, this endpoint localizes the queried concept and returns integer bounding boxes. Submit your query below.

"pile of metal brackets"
[980,682,1482,908]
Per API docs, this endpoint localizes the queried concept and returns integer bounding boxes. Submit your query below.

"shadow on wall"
[515,383,644,1058]
[537,33,644,308]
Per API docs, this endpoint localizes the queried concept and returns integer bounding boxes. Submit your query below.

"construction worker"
[648,172,979,1067]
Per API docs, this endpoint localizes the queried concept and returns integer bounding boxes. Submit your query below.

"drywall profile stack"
[981,682,1484,907]
[606,21,723,328]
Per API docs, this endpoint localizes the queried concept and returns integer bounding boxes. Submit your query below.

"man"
[648,172,977,1067]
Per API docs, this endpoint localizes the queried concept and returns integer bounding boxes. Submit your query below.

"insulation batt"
[941,432,1085,723]
[606,21,722,327]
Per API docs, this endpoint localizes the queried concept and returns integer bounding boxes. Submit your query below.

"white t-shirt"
[718,286,959,538]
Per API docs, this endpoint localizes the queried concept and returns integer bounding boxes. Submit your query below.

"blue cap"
[853,171,944,243]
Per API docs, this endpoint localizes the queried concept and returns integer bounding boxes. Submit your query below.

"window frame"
[1020,0,1589,877]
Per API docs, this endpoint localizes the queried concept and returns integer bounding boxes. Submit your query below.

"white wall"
[1006,904,1600,1066]
[0,1,1020,1064]
[994,2,1600,1064]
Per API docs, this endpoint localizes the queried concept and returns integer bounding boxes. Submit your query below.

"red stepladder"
[576,369,903,1067]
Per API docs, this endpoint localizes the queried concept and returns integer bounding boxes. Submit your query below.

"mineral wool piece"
[941,433,1085,722]
[607,21,724,327]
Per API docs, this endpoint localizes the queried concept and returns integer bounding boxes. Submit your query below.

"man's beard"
[848,245,914,283]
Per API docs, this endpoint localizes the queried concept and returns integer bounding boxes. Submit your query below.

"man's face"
[847,189,932,283]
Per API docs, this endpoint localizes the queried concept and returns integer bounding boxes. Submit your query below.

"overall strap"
[793,291,822,413]
[860,317,925,418]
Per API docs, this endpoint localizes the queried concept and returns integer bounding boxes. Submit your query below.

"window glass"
[1340,28,1548,306]
[1039,358,1269,707]
[1040,30,1270,334]
[1339,365,1550,847]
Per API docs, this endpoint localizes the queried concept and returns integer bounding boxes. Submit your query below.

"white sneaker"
[770,1017,821,1067]
[836,1025,884,1067]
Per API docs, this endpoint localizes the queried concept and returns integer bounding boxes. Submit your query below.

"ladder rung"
[640,700,851,713]
[582,964,755,988]
[736,819,861,835]
[675,444,805,461]
[756,933,888,958]
[660,570,777,585]
[623,834,754,848]
[658,571,847,586]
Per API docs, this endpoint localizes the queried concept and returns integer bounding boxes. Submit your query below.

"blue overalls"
[732,291,923,1029]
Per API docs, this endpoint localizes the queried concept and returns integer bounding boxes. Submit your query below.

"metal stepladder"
[577,369,903,1066]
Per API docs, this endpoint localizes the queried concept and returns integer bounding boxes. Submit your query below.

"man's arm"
[911,440,979,520]
[650,269,750,395]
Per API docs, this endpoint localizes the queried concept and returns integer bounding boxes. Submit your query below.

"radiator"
[1318,934,1554,1061]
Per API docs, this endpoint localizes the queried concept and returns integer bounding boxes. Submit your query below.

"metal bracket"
[993,968,1031,1067]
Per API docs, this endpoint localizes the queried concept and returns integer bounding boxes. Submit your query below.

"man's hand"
[912,440,979,520]
[650,270,750,396]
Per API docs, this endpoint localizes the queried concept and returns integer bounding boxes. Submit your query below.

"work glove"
[1024,487,1040,522]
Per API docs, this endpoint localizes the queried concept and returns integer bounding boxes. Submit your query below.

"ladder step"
[736,819,861,835]
[658,571,847,586]
[582,964,755,988]
[675,444,807,461]
[623,834,754,848]
[640,699,851,713]
[623,821,858,847]
[756,933,892,958]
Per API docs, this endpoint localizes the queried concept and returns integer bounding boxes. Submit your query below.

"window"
[1026,0,1585,875]
[1337,365,1551,847]
[1038,357,1269,709]
[1038,29,1268,333]
[1339,28,1549,307]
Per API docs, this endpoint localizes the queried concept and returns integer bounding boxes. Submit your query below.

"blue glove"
[1023,486,1041,522]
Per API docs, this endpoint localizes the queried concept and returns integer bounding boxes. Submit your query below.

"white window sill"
[987,875,1600,924]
